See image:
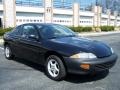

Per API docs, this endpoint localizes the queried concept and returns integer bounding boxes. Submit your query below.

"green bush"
[82,27,92,32]
[69,26,92,32]
[0,27,13,36]
[100,26,114,32]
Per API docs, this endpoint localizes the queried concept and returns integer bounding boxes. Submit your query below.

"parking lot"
[0,33,120,90]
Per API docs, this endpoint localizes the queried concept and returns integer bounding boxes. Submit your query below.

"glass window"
[12,26,22,36]
[53,0,73,9]
[0,0,2,4]
[37,24,76,39]
[16,0,44,7]
[19,19,22,22]
[37,20,39,22]
[22,25,38,39]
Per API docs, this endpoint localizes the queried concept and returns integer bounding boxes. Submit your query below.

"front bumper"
[64,53,117,74]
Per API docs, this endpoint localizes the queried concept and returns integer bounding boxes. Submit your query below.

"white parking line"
[0,47,4,50]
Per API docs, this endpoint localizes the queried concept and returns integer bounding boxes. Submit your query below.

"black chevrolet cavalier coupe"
[3,23,117,81]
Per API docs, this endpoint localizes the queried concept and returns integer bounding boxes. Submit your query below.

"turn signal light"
[80,64,90,70]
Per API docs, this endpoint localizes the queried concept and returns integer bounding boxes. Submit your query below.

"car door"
[18,24,43,63]
[8,26,23,57]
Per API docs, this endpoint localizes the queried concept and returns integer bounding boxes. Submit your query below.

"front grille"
[94,60,116,71]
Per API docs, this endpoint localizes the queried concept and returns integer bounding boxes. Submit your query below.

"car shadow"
[13,57,45,72]
[64,70,109,83]
[12,57,109,83]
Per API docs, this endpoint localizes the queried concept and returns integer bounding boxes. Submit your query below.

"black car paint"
[64,53,117,74]
[48,37,112,58]
[3,23,117,74]
[4,32,47,64]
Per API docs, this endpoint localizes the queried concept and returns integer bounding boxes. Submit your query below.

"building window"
[19,19,22,22]
[16,0,44,7]
[26,19,29,22]
[16,19,19,22]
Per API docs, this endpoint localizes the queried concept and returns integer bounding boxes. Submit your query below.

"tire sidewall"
[4,45,13,60]
[45,55,66,81]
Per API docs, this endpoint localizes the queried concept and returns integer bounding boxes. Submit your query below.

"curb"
[79,31,120,37]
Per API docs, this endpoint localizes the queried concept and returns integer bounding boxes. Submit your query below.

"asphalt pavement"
[0,33,120,90]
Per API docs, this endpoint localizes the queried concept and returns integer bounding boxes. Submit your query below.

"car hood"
[50,36,112,58]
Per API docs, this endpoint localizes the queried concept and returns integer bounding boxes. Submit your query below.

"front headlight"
[111,48,114,54]
[70,52,97,59]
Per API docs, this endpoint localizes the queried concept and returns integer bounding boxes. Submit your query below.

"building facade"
[0,0,120,28]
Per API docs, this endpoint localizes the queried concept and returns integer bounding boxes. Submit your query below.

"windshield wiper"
[48,36,58,39]
[48,35,76,39]
[64,35,76,37]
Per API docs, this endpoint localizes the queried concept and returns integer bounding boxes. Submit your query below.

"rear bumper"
[64,53,117,74]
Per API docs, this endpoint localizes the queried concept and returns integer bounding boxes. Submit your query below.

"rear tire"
[4,45,14,60]
[45,55,66,81]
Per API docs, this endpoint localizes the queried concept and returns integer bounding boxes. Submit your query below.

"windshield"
[37,24,76,39]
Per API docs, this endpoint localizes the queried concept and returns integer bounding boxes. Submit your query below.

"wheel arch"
[4,42,9,47]
[44,51,67,71]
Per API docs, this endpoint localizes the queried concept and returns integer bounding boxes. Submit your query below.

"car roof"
[20,23,59,26]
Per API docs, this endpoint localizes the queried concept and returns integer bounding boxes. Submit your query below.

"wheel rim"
[47,59,60,77]
[5,46,10,58]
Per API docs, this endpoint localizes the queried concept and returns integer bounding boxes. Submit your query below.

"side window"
[37,26,54,39]
[22,25,38,39]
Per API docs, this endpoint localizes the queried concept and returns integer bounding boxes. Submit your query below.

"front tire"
[4,45,14,60]
[45,55,66,81]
